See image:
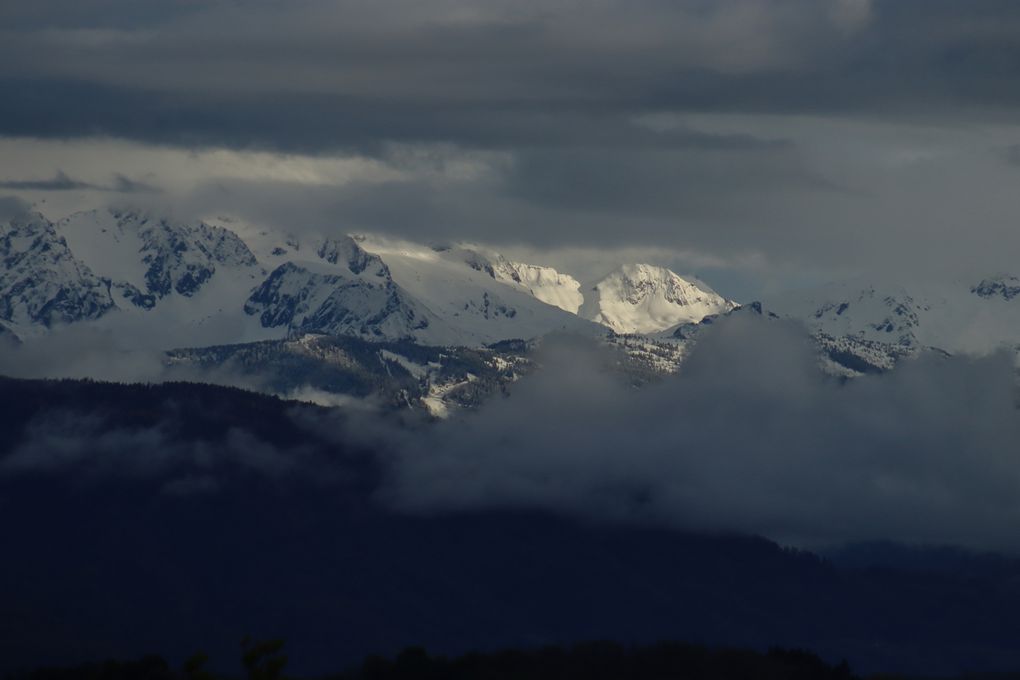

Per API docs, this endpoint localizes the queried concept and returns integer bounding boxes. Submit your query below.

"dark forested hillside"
[0,376,345,449]
[2,377,1020,677]
[12,641,863,680]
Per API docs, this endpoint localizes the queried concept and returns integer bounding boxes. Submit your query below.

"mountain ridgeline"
[5,207,1020,407]
[0,208,731,346]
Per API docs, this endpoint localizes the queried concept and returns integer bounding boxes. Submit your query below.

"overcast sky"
[5,0,1020,297]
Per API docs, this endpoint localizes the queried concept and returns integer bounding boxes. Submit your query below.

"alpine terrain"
[5,205,1020,409]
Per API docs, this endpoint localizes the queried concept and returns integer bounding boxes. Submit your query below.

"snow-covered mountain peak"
[0,211,115,330]
[580,263,737,334]
[57,208,258,304]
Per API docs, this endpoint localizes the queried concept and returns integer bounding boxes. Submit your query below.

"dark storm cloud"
[4,0,1020,153]
[0,170,160,193]
[6,1,1020,275]
[0,77,792,156]
[376,315,1020,552]
[0,170,96,191]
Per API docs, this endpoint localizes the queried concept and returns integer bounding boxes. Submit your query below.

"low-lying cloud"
[0,397,363,497]
[5,313,1020,552]
[378,315,1020,552]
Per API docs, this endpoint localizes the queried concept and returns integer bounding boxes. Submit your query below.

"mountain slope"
[0,212,116,330]
[243,257,455,344]
[4,376,1020,676]
[481,253,583,313]
[580,264,737,334]
[167,333,532,417]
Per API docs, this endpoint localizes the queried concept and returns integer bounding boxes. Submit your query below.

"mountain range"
[4,206,1020,408]
[0,208,736,344]
[5,210,1020,676]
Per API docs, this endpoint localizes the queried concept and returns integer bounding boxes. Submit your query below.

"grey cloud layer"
[4,0,1020,152]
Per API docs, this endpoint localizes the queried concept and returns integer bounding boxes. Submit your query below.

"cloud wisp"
[0,170,158,193]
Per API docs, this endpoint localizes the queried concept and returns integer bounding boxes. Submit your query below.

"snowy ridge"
[0,209,607,348]
[14,204,1020,381]
[354,235,600,345]
[580,263,737,334]
[490,259,583,314]
[660,300,921,378]
[243,252,455,344]
[465,252,585,314]
[765,281,926,349]
[765,276,1020,357]
[58,208,259,306]
[0,212,115,330]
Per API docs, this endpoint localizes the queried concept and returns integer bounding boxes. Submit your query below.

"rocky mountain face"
[316,236,377,274]
[0,212,116,328]
[0,207,265,337]
[243,257,442,343]
[57,209,259,308]
[135,216,257,299]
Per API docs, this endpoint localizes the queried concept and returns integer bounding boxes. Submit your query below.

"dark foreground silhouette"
[6,639,864,680]
[3,377,1020,677]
